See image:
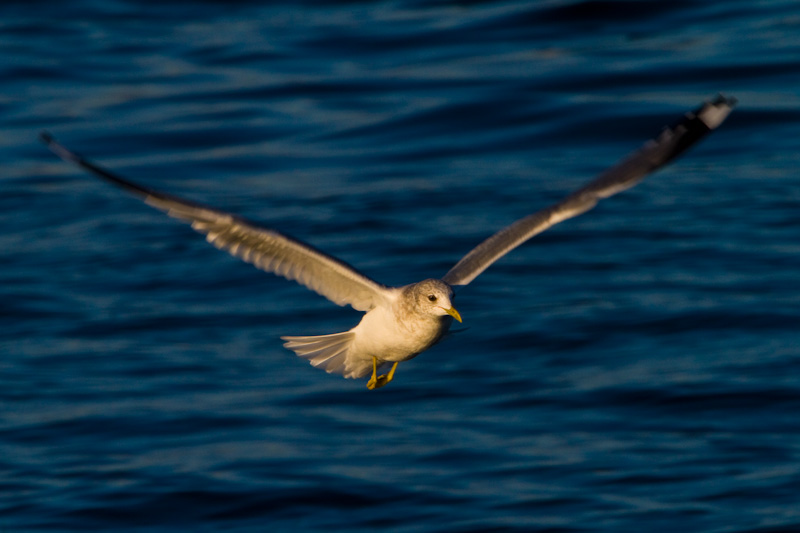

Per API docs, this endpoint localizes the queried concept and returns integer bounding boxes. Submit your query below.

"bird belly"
[351,306,452,363]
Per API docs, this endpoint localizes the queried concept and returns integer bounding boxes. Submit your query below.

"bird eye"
[427,294,437,302]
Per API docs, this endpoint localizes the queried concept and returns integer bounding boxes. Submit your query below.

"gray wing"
[41,133,391,312]
[442,95,736,287]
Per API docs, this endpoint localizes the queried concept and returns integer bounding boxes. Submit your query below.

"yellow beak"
[444,306,463,323]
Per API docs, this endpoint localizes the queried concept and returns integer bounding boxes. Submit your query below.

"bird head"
[411,279,462,322]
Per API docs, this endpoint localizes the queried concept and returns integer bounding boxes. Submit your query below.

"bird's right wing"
[442,95,736,287]
[41,133,393,312]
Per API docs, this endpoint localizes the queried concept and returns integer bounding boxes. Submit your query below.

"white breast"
[350,300,451,364]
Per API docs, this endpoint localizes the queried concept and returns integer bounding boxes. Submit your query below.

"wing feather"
[442,95,736,287]
[41,133,390,312]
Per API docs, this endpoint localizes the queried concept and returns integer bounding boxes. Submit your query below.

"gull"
[41,95,735,390]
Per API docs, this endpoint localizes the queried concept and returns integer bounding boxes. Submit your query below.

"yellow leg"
[366,357,399,390]
[367,356,379,390]
[386,361,398,382]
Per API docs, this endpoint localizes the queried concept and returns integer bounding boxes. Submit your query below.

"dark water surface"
[2,1,800,531]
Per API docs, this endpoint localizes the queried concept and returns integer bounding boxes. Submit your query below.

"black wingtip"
[39,130,55,145]
[39,130,84,165]
[712,93,738,108]
[39,133,169,200]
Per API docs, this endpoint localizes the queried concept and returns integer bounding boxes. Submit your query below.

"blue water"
[3,1,800,531]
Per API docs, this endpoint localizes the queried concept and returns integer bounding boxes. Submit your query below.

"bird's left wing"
[442,95,736,287]
[41,133,392,312]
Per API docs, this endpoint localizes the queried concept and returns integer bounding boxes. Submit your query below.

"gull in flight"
[42,95,735,389]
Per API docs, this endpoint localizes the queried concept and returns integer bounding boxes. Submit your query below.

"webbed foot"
[366,357,399,390]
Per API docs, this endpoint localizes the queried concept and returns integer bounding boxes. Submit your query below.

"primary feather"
[442,95,736,286]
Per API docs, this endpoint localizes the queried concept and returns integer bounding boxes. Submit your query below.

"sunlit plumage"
[42,95,735,389]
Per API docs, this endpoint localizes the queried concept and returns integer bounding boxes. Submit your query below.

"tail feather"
[282,331,370,379]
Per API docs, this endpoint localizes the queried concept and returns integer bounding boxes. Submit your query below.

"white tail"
[282,331,366,378]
